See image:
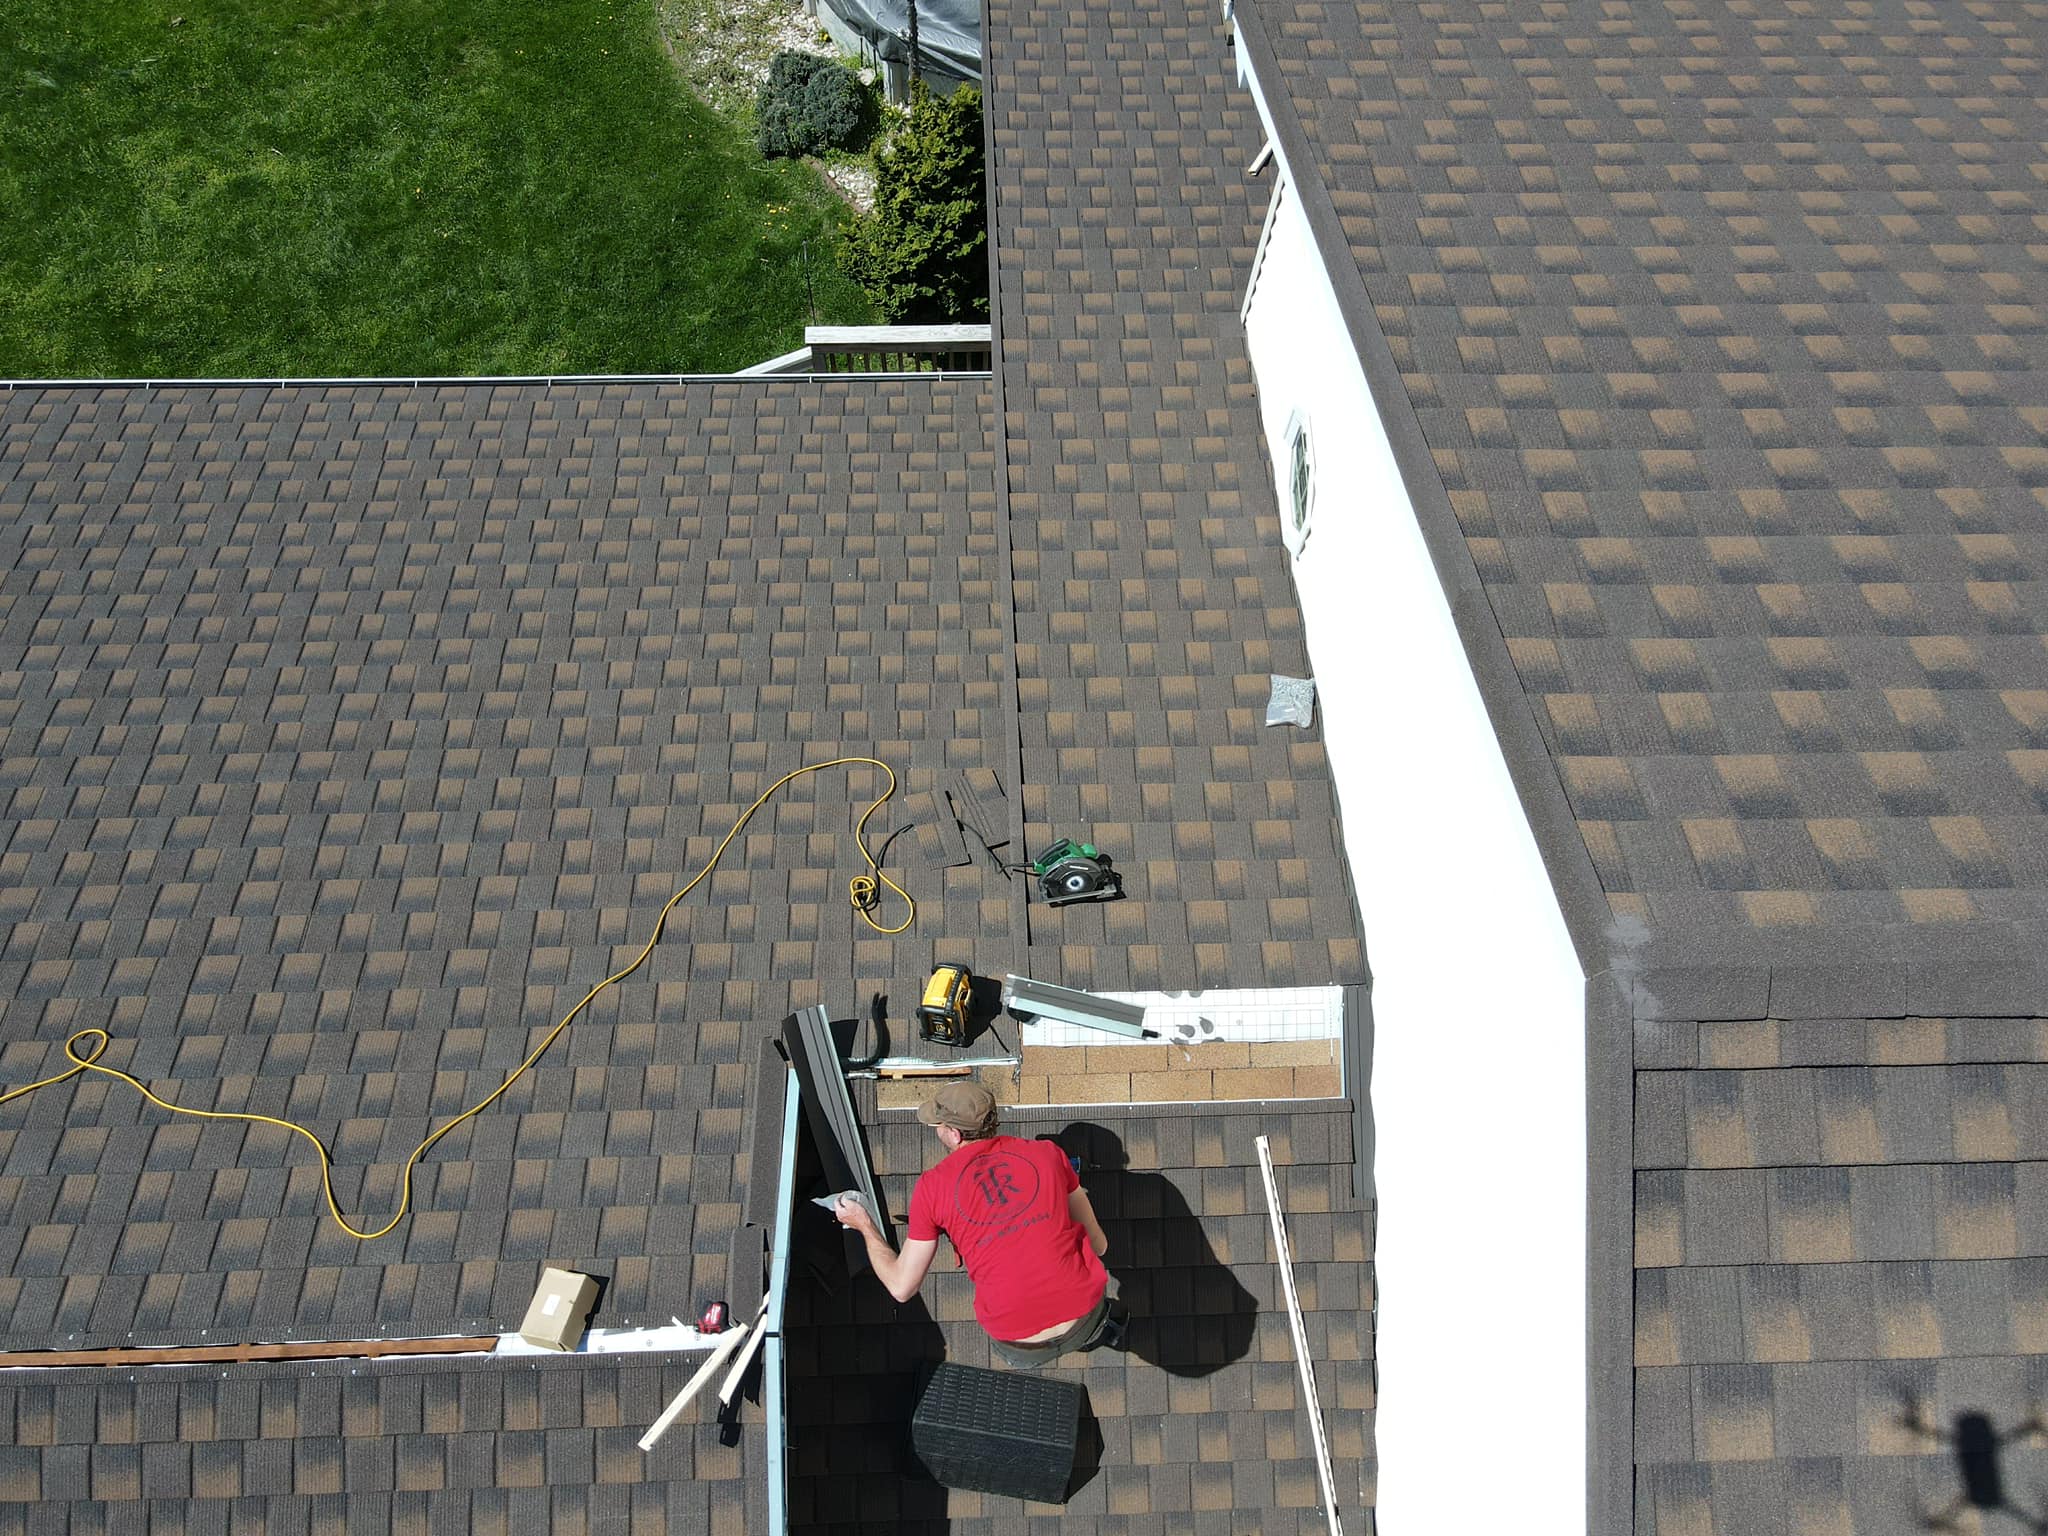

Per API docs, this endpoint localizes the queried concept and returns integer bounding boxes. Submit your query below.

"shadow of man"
[784,1172,955,1532]
[1044,1121,1258,1378]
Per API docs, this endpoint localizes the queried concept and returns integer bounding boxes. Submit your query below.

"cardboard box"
[518,1267,600,1351]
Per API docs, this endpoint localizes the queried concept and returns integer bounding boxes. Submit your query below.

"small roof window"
[1283,410,1315,556]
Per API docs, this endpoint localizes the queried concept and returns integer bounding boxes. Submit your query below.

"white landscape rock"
[821,158,876,214]
[668,0,838,112]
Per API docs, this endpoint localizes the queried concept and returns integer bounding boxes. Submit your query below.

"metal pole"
[1256,1133,1345,1536]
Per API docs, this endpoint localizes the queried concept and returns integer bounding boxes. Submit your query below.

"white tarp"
[822,0,980,82]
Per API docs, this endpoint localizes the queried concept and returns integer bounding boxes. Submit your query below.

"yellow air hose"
[0,756,913,1241]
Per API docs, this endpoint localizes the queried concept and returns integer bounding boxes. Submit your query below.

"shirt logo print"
[972,1163,1022,1206]
[952,1151,1042,1231]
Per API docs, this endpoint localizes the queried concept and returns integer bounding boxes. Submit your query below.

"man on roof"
[834,1080,1122,1366]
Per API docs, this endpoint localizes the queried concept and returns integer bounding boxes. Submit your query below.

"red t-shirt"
[907,1135,1107,1341]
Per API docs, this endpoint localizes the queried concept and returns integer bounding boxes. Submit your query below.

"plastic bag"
[1265,674,1316,728]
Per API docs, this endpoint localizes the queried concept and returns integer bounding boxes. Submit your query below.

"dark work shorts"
[988,1287,1111,1369]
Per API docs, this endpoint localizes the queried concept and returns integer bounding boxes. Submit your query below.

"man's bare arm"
[1069,1188,1108,1257]
[836,1197,938,1302]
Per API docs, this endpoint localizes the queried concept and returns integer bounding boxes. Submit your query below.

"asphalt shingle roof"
[0,62,1376,1513]
[1255,0,2048,939]
[779,0,1376,1524]
[0,1354,737,1532]
[0,0,1391,1528]
[992,0,1368,995]
[787,1106,1372,1534]
[1237,1,2048,1530]
[0,379,1009,1356]
[1631,1029,2048,1530]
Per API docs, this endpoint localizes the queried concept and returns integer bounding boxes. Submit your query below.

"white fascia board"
[1242,176,1287,324]
[1240,182,1588,1528]
[1232,17,1281,144]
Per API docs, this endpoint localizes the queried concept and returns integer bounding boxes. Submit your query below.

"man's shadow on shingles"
[786,1180,954,1529]
[1045,1121,1258,1379]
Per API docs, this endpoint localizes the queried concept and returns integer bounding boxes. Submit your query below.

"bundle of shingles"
[896,767,1012,869]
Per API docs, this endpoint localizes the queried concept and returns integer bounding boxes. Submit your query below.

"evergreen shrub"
[840,83,987,323]
[757,51,872,159]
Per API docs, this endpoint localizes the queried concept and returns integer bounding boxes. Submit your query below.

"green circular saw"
[1012,837,1123,907]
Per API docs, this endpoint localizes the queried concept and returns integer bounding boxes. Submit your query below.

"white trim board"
[494,1323,722,1358]
[1234,93,1588,1533]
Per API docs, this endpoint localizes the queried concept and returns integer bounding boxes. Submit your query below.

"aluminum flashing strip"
[732,346,815,376]
[781,1005,892,1248]
[764,1336,788,1523]
[1002,975,1147,1037]
[1242,175,1287,325]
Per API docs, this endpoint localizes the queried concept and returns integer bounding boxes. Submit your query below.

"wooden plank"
[805,324,991,347]
[638,1320,755,1451]
[0,1335,497,1370]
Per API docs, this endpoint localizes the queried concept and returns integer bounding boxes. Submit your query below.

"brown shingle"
[1260,0,2048,954]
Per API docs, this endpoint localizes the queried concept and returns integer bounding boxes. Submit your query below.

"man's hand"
[833,1196,938,1304]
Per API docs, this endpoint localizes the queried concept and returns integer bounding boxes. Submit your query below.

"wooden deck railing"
[735,324,992,375]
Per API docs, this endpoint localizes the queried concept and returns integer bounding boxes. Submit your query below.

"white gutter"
[766,1066,801,1532]
[1,370,990,390]
[494,1322,723,1357]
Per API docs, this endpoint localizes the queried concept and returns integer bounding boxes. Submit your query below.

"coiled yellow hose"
[0,756,912,1241]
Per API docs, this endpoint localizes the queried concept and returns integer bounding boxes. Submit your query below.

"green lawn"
[0,0,874,376]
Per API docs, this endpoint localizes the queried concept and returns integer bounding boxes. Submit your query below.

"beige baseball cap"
[916,1080,999,1137]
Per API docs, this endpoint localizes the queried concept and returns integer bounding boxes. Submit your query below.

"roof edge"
[1,372,992,391]
[1621,924,2048,1023]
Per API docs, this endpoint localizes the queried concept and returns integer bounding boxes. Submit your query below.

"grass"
[656,0,833,120]
[0,0,875,377]
[655,0,888,209]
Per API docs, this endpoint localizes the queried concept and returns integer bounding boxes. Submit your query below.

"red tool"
[699,1301,728,1334]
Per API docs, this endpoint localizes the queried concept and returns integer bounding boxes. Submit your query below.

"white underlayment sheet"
[1016,985,1345,1049]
